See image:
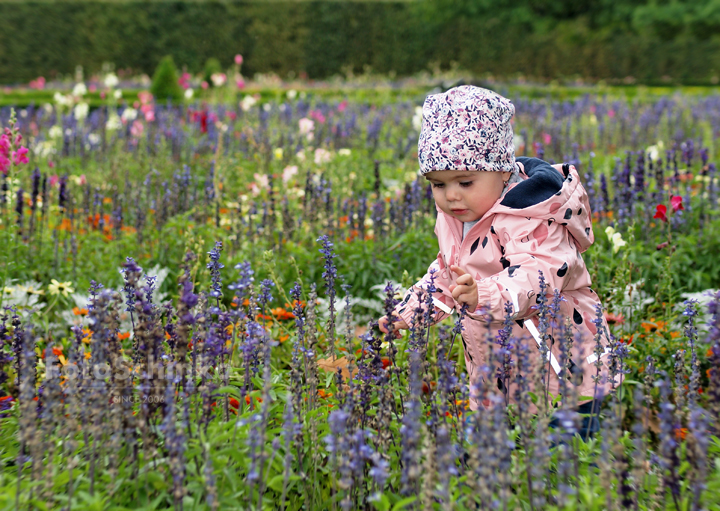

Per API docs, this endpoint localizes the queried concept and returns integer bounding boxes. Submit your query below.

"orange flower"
[641,319,666,333]
[117,332,131,340]
[165,331,171,340]
[84,352,92,360]
[278,333,289,343]
[72,307,89,316]
[81,328,92,344]
[52,346,63,357]
[381,357,392,369]
[675,428,688,440]
[318,389,333,399]
[271,307,295,321]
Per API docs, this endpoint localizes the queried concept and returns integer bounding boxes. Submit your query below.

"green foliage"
[150,55,183,103]
[2,1,720,85]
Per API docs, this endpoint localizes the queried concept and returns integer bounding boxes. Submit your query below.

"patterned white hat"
[418,86,517,175]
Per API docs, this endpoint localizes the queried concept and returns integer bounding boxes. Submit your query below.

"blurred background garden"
[0,1,720,510]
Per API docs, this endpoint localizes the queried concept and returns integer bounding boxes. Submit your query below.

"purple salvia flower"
[206,241,224,311]
[317,235,339,358]
[682,299,700,405]
[656,376,681,508]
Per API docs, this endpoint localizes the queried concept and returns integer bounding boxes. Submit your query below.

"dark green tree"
[150,55,183,103]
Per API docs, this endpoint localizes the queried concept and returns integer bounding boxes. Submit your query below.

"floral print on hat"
[418,86,517,175]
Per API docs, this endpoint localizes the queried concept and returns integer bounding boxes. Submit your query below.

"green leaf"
[391,496,417,510]
[371,493,391,511]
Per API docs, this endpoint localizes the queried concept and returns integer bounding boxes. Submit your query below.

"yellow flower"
[48,279,74,297]
[611,233,627,254]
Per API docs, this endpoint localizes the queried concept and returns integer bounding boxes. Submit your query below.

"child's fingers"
[455,273,474,286]
[450,265,468,276]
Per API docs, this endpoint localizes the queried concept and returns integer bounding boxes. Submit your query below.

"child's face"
[425,170,508,222]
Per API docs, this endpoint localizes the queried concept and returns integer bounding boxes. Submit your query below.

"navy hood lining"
[500,157,564,209]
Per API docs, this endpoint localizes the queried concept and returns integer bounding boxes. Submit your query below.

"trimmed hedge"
[1,2,719,85]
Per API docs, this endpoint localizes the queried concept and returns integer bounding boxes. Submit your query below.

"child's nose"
[446,186,461,202]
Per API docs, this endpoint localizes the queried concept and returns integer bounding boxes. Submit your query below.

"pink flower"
[48,161,55,169]
[236,78,245,89]
[337,100,348,112]
[670,195,684,213]
[49,174,59,187]
[12,146,29,165]
[226,112,237,121]
[130,120,144,138]
[89,84,97,93]
[0,154,9,175]
[144,110,155,122]
[78,174,86,185]
[138,91,153,105]
[0,134,9,157]
[178,72,192,90]
[100,92,106,99]
[653,204,668,222]
[309,110,326,124]
[542,132,552,145]
[235,54,243,66]
[608,109,616,118]
[201,81,209,90]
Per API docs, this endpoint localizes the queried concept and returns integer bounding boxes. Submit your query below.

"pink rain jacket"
[395,158,617,410]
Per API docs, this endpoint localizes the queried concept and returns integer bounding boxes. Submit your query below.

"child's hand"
[449,265,478,311]
[378,314,408,339]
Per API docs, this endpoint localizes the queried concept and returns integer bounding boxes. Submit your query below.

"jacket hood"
[496,157,594,252]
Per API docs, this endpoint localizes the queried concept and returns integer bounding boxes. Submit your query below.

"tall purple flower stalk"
[317,235,338,358]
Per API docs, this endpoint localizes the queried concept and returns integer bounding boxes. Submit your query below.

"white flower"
[287,89,297,100]
[73,102,89,121]
[296,150,305,162]
[113,89,123,100]
[646,140,665,162]
[282,165,298,183]
[240,95,257,111]
[254,173,269,190]
[299,117,315,135]
[338,148,352,156]
[210,72,227,87]
[314,148,332,165]
[72,82,87,97]
[184,88,194,100]
[412,106,423,131]
[106,112,122,131]
[88,133,101,145]
[48,279,74,297]
[103,73,119,88]
[48,125,63,139]
[33,141,56,158]
[20,109,28,118]
[263,103,271,112]
[43,103,54,113]
[121,108,138,121]
[610,231,627,254]
[605,226,615,239]
[53,92,69,106]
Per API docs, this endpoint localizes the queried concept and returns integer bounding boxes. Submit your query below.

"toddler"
[379,86,617,415]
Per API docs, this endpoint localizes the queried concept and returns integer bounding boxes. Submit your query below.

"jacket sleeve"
[393,253,456,328]
[468,215,588,321]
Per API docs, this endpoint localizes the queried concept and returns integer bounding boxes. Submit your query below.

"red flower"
[670,195,684,213]
[653,204,668,222]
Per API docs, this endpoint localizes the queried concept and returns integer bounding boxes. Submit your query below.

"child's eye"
[431,183,444,189]
[459,181,473,188]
